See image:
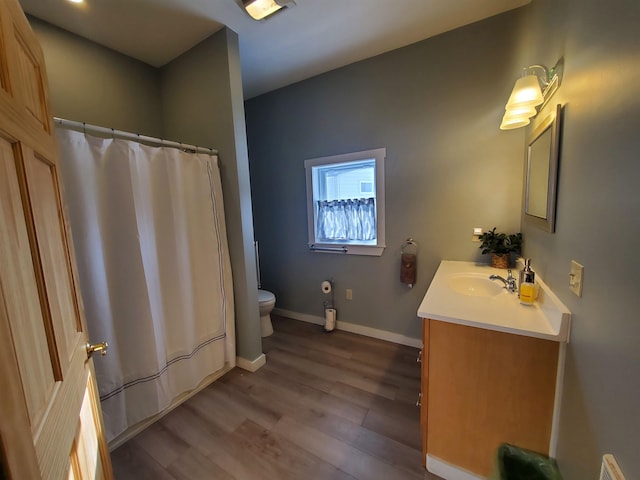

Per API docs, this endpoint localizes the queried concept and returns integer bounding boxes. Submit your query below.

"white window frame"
[304,148,386,256]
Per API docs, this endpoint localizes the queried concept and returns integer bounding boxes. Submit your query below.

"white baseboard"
[236,353,266,372]
[273,308,422,349]
[108,362,233,451]
[427,455,485,480]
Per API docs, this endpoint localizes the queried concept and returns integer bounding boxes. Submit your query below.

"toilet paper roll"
[324,308,336,331]
[321,280,332,294]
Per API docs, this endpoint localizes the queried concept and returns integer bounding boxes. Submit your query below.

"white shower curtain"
[56,129,235,442]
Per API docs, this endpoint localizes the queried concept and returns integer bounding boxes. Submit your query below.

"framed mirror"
[523,104,561,232]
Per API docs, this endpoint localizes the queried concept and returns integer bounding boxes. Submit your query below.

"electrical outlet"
[472,227,483,243]
[569,260,584,297]
[346,289,353,300]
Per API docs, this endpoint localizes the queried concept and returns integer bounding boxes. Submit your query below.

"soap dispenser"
[519,259,536,305]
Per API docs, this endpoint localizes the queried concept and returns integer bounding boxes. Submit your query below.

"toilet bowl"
[258,289,276,337]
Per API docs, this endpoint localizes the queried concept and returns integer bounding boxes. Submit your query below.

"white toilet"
[255,241,275,337]
[258,289,275,337]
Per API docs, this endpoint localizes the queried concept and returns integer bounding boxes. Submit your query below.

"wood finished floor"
[111,315,441,479]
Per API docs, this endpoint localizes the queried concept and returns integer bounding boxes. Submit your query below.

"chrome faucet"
[489,269,517,293]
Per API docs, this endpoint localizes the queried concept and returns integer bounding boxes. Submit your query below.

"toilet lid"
[258,289,275,303]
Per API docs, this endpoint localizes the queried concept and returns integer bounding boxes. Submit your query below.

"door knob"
[86,342,108,359]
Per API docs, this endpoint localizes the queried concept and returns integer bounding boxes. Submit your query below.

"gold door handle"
[86,342,108,359]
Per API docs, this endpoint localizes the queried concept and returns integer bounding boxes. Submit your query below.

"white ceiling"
[19,0,530,99]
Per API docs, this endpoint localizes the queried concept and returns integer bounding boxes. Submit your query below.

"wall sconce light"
[500,60,563,130]
[242,0,295,20]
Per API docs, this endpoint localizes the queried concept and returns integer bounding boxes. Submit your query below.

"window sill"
[309,244,385,257]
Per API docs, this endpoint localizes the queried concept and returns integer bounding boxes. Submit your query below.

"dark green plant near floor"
[479,227,523,255]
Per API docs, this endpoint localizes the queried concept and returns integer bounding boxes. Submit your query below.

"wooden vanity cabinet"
[420,319,559,477]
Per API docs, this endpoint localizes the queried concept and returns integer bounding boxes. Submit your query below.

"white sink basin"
[417,261,572,342]
[447,273,505,297]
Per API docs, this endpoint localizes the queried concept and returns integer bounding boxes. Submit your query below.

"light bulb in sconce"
[500,112,531,130]
[500,104,537,130]
[506,75,544,109]
[505,105,537,118]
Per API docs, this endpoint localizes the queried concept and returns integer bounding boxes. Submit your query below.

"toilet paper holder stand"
[322,279,336,332]
[322,278,335,310]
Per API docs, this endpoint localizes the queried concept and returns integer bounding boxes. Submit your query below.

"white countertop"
[417,261,571,342]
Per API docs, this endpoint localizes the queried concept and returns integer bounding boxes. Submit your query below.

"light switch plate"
[569,260,584,297]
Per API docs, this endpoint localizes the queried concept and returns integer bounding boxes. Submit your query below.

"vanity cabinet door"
[426,320,559,477]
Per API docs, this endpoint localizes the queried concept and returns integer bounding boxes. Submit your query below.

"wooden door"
[0,0,113,478]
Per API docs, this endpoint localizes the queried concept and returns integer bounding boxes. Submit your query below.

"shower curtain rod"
[54,117,218,155]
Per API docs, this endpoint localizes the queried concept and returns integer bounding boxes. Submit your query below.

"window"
[305,148,386,256]
[360,181,374,195]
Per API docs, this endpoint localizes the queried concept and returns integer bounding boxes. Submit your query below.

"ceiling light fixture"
[66,0,84,3]
[242,0,295,21]
[500,60,563,130]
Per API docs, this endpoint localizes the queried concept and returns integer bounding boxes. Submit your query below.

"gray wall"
[514,0,640,478]
[29,17,163,137]
[247,4,640,476]
[245,10,526,341]
[161,29,262,362]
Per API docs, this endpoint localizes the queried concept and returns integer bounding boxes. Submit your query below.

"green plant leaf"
[478,227,522,255]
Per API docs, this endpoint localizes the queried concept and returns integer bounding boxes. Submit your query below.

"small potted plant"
[479,227,522,268]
